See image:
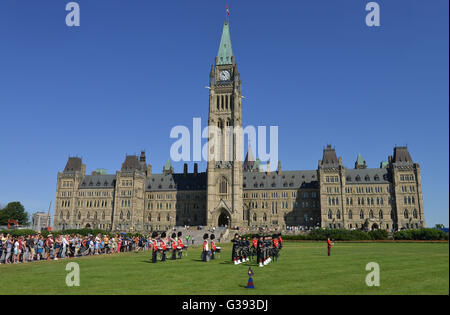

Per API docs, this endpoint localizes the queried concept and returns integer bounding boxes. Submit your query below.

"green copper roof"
[217,22,233,65]
[356,154,365,165]
[380,161,388,168]
[96,168,107,175]
[163,159,173,171]
[252,158,262,172]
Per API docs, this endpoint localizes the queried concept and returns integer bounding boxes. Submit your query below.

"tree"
[0,202,29,225]
[435,224,445,229]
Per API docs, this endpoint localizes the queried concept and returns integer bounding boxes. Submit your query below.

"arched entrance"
[85,223,91,228]
[218,210,231,227]
[371,223,379,230]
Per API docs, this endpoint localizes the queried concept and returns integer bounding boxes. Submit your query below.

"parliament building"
[53,21,426,233]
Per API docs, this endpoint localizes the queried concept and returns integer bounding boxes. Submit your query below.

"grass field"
[0,241,448,295]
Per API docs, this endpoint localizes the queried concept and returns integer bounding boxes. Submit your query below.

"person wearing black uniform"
[257,235,264,267]
[231,233,239,264]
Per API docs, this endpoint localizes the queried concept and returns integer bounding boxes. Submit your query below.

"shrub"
[0,229,37,237]
[393,228,448,241]
[368,229,389,240]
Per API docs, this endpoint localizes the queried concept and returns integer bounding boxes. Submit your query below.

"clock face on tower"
[219,70,231,81]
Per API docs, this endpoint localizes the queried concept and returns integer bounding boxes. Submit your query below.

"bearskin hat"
[161,232,166,238]
[151,232,158,238]
[210,234,215,240]
[171,233,176,238]
[203,233,209,240]
[177,231,182,237]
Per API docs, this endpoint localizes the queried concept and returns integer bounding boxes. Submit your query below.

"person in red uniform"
[160,232,167,261]
[171,233,177,260]
[151,232,158,263]
[202,233,210,262]
[327,237,332,256]
[278,234,283,250]
[177,231,183,259]
[210,234,216,260]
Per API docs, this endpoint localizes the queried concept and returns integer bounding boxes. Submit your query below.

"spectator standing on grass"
[36,236,43,260]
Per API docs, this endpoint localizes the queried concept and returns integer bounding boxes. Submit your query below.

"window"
[413,209,418,219]
[328,210,332,219]
[348,210,353,219]
[369,210,374,219]
[360,210,364,219]
[404,209,409,219]
[379,210,383,219]
[337,210,341,219]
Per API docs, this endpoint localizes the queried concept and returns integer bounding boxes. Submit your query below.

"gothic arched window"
[328,210,332,219]
[404,209,409,219]
[413,209,418,219]
[348,210,353,220]
[360,210,364,219]
[219,179,227,194]
[127,211,131,220]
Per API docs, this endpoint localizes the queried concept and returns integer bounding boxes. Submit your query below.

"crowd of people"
[0,232,188,264]
[1,231,289,266]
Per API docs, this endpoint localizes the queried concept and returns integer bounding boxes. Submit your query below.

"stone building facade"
[53,21,426,233]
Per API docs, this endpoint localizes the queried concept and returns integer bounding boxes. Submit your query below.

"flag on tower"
[226,5,230,16]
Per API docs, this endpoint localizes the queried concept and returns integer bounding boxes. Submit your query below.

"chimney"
[194,163,198,175]
[266,161,271,174]
[184,163,188,175]
[147,164,152,176]
[277,160,282,175]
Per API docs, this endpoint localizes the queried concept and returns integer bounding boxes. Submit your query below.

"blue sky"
[0,0,448,227]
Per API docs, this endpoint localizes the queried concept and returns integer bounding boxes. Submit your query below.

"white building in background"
[32,212,51,232]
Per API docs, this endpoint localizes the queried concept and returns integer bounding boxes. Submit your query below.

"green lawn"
[0,242,448,295]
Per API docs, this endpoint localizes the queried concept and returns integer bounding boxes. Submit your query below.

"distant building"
[32,212,51,232]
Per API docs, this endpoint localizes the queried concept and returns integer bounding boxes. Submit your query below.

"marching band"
[150,231,188,263]
[147,230,282,266]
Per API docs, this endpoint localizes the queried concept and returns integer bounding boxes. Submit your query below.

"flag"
[226,5,230,16]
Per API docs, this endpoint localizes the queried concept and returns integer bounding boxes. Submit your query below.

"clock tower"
[206,21,244,228]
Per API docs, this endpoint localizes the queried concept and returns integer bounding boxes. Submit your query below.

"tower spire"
[217,19,233,65]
